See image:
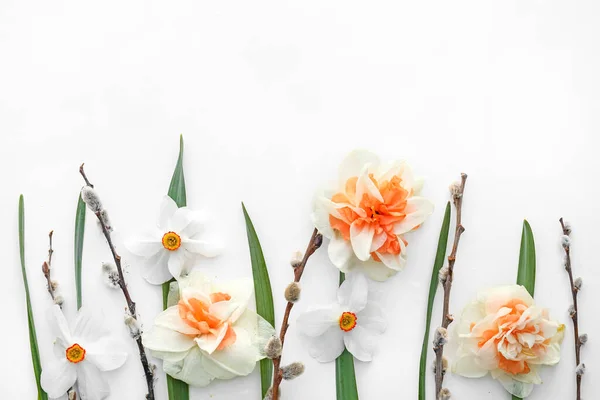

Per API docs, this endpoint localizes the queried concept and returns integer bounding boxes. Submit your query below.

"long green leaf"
[19,195,48,400]
[242,203,275,398]
[74,194,86,309]
[513,220,536,400]
[336,272,359,400]
[418,202,451,400]
[164,135,189,400]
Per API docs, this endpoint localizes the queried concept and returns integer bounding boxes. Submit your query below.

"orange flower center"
[178,292,237,351]
[162,231,181,251]
[339,312,357,332]
[66,343,86,363]
[329,175,410,260]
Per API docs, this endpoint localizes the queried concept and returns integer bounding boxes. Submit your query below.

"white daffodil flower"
[312,150,434,281]
[41,305,127,400]
[126,195,223,284]
[142,271,275,386]
[297,273,386,362]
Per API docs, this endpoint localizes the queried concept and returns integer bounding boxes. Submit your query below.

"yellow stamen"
[162,231,181,251]
[66,343,86,363]
[339,311,357,332]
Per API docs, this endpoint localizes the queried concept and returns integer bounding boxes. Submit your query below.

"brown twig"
[560,218,583,400]
[79,164,155,400]
[42,231,57,302]
[270,228,322,400]
[434,173,467,400]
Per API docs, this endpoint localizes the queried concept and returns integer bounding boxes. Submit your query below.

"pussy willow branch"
[79,164,155,400]
[271,228,322,400]
[42,230,56,302]
[434,173,467,400]
[560,217,582,400]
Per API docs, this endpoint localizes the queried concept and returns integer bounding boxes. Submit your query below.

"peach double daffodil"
[452,285,565,398]
[143,271,275,386]
[312,150,434,281]
[126,196,223,285]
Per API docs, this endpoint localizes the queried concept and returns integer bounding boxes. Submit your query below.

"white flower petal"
[71,306,109,342]
[125,233,163,257]
[143,326,195,353]
[344,326,376,362]
[41,358,76,398]
[169,207,193,232]
[233,309,276,359]
[301,326,345,363]
[141,250,172,285]
[167,251,186,280]
[202,326,259,377]
[183,238,223,258]
[350,258,398,282]
[328,233,354,271]
[357,302,386,334]
[452,354,488,378]
[480,285,534,314]
[337,273,369,313]
[355,169,384,203]
[77,361,110,400]
[375,239,407,271]
[178,270,213,293]
[492,370,534,398]
[212,278,253,323]
[155,306,200,335]
[163,347,214,387]
[181,210,210,237]
[50,305,72,345]
[158,196,179,230]
[311,195,336,238]
[195,323,229,355]
[85,338,127,371]
[338,150,380,184]
[296,306,340,337]
[392,197,434,234]
[350,221,375,261]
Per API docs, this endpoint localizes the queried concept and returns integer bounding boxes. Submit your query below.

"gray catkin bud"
[281,362,305,380]
[81,186,103,213]
[569,305,576,318]
[124,313,141,339]
[576,363,586,376]
[290,251,303,268]
[99,209,112,231]
[68,390,77,400]
[574,277,583,291]
[439,266,449,285]
[439,388,451,400]
[433,327,448,349]
[284,282,301,303]
[264,335,282,359]
[449,182,461,199]
[432,357,449,375]
[264,387,280,400]
[561,235,571,249]
[54,295,64,306]
[563,221,572,236]
[51,280,59,290]
[579,333,588,345]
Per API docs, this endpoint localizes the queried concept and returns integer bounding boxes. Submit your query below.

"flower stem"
[560,218,582,400]
[270,228,322,399]
[434,173,467,399]
[79,164,155,400]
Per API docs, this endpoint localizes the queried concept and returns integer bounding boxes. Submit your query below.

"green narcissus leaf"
[418,202,451,400]
[242,203,275,398]
[74,194,86,309]
[336,272,359,400]
[513,219,536,400]
[19,195,48,400]
[164,135,189,400]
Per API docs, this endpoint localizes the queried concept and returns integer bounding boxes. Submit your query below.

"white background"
[1,1,598,399]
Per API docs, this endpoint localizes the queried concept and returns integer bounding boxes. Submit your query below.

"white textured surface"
[1,1,599,399]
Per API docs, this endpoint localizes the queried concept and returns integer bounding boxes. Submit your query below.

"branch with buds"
[79,164,155,400]
[560,218,585,400]
[434,173,468,400]
[265,229,322,400]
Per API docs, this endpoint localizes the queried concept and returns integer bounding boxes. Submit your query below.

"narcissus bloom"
[126,196,222,284]
[452,285,564,398]
[312,150,433,281]
[297,273,386,362]
[143,271,275,386]
[41,306,127,400]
